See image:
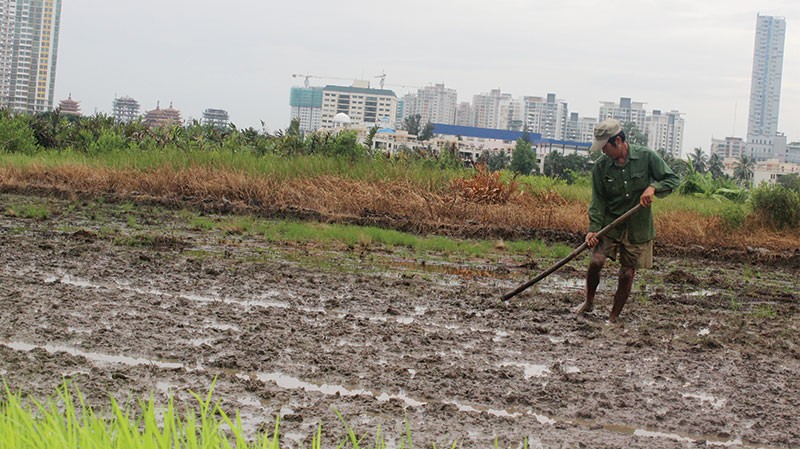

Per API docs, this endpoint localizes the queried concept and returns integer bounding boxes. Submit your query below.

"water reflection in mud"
[3,340,182,369]
[1,339,751,447]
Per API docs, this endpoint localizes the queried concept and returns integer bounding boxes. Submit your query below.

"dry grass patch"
[2,163,799,252]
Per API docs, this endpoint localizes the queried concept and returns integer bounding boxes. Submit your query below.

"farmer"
[575,118,679,322]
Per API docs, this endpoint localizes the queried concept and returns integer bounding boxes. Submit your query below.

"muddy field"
[0,192,798,448]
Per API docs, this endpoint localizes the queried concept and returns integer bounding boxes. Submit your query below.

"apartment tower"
[746,14,787,161]
[0,0,62,113]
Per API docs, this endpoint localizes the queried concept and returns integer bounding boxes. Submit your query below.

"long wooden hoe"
[501,203,643,302]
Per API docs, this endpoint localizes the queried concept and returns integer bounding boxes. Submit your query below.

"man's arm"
[648,151,680,197]
[588,165,606,233]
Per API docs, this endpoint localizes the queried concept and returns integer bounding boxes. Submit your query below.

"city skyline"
[46,1,800,157]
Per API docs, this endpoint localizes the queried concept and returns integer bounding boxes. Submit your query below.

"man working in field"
[575,118,679,322]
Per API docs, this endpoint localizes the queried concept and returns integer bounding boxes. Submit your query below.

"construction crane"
[374,71,423,91]
[291,73,355,88]
[374,71,387,89]
[387,83,423,92]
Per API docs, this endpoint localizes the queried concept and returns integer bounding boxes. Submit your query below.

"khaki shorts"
[594,230,653,269]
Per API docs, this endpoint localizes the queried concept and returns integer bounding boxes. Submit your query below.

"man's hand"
[585,232,599,248]
[640,186,656,207]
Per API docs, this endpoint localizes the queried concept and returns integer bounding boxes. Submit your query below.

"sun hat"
[590,118,622,152]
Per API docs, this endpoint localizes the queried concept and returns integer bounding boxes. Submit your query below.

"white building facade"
[470,89,513,129]
[646,110,684,158]
[0,0,62,114]
[565,112,597,143]
[711,137,746,159]
[320,83,397,129]
[524,93,568,140]
[455,101,471,127]
[599,97,648,131]
[408,83,458,126]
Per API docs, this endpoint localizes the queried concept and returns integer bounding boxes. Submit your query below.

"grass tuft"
[5,203,50,220]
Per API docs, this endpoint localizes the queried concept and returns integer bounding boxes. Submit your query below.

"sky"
[55,0,800,158]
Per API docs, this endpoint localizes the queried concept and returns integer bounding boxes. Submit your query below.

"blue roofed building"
[430,123,591,166]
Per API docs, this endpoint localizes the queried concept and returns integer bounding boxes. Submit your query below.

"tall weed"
[750,184,800,229]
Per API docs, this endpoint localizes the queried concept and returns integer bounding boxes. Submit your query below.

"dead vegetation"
[1,163,799,257]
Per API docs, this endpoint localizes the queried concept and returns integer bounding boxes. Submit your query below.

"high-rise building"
[746,14,786,161]
[0,0,62,114]
[454,101,471,127]
[319,82,397,129]
[646,110,684,158]
[524,93,568,139]
[499,98,523,131]
[470,89,512,129]
[566,112,597,143]
[404,83,458,126]
[599,97,647,131]
[289,86,323,132]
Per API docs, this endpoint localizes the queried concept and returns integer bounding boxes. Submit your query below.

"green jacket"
[588,145,679,243]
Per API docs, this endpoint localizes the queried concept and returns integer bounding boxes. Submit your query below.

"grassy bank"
[1,150,799,252]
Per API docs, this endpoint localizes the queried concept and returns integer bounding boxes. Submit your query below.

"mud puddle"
[1,339,754,448]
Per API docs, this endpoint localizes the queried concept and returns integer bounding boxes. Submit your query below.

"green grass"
[751,303,777,319]
[187,214,573,260]
[0,381,472,449]
[0,148,462,187]
[511,172,592,203]
[2,197,52,220]
[652,193,748,217]
[6,203,50,220]
[113,234,157,247]
[189,216,216,231]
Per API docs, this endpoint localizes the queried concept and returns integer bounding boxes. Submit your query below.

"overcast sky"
[55,0,800,157]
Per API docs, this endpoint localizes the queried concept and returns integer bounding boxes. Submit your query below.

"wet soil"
[0,193,798,448]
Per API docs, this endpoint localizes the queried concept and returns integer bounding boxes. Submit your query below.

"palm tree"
[733,154,755,187]
[688,147,708,174]
[707,153,725,180]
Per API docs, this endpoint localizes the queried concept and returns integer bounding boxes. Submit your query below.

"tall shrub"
[750,184,800,229]
[0,110,39,153]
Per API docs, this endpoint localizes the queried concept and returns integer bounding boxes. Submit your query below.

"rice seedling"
[0,382,483,449]
[0,381,279,449]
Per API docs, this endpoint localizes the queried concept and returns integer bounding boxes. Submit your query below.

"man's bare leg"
[609,265,635,322]
[577,252,605,315]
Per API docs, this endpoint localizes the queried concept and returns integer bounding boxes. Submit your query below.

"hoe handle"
[501,203,643,302]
